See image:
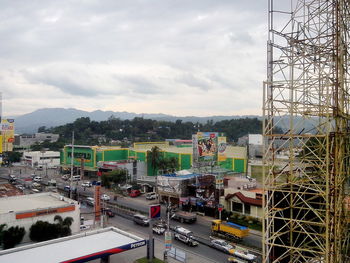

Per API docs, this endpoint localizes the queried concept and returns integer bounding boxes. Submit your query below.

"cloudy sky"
[0,0,268,117]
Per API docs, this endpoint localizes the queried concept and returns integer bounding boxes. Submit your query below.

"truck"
[171,211,197,223]
[211,220,249,241]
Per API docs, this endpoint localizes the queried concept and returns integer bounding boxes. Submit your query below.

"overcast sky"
[0,0,268,117]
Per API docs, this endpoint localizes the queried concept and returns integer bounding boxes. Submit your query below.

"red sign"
[149,204,161,219]
[218,207,223,212]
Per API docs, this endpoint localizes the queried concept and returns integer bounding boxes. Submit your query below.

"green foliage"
[228,213,262,231]
[0,224,7,246]
[2,226,25,249]
[29,216,74,242]
[44,116,267,146]
[147,146,161,175]
[101,169,128,188]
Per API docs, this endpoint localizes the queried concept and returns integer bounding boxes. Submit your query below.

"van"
[71,175,81,181]
[133,214,150,226]
[145,192,158,200]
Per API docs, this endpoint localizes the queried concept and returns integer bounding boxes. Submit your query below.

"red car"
[129,189,141,197]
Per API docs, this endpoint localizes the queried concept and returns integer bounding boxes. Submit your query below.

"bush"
[2,226,25,249]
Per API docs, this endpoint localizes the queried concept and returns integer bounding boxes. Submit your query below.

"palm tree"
[2,226,25,249]
[54,215,74,237]
[147,146,161,176]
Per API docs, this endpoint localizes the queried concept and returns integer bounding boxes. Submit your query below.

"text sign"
[149,204,161,219]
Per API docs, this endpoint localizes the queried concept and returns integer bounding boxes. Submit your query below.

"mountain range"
[8,108,261,134]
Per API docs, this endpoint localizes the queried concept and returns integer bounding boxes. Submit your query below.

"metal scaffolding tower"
[263,0,350,262]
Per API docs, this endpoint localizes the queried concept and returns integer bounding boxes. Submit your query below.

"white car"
[210,239,235,254]
[101,194,110,201]
[33,176,42,182]
[32,182,41,188]
[82,181,92,187]
[145,192,158,200]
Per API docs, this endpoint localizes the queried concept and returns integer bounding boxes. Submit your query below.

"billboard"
[196,132,218,162]
[217,136,227,162]
[1,119,14,152]
[94,184,101,221]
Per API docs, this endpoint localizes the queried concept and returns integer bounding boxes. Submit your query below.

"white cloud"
[0,0,268,117]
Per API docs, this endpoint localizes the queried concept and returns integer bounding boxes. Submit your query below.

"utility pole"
[69,131,74,199]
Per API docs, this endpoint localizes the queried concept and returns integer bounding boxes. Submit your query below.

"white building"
[23,151,60,168]
[0,192,80,243]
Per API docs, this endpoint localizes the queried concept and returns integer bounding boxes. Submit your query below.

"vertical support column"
[100,256,110,263]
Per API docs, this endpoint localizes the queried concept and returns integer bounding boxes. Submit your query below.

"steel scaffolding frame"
[263,1,350,262]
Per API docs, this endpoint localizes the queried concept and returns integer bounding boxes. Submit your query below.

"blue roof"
[162,173,201,179]
[226,222,248,230]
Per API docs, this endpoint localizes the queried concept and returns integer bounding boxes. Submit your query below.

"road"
[1,165,262,262]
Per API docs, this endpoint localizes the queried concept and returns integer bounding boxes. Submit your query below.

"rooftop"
[0,192,77,214]
[0,227,145,263]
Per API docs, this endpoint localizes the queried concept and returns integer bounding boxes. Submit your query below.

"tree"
[54,215,74,237]
[0,224,6,246]
[2,226,25,249]
[30,216,74,242]
[147,146,161,176]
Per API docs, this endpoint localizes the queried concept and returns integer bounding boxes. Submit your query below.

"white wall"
[0,206,80,243]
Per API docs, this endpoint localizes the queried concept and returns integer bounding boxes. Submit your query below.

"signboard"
[197,132,218,162]
[149,204,161,219]
[218,204,224,212]
[94,184,101,221]
[165,231,172,250]
[217,136,227,162]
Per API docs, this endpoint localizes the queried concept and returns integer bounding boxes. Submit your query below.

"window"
[232,201,243,213]
[244,203,251,215]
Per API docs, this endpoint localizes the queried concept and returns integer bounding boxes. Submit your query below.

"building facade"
[0,192,80,243]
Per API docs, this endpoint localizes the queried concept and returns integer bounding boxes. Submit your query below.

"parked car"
[31,182,41,188]
[173,226,198,246]
[129,189,141,197]
[210,239,235,254]
[101,208,115,217]
[80,225,91,231]
[101,194,110,201]
[15,184,25,191]
[64,185,71,191]
[145,192,158,200]
[133,214,150,226]
[33,176,42,182]
[82,181,92,187]
[8,174,17,181]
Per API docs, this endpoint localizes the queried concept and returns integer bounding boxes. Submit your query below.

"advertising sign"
[94,184,101,221]
[192,132,218,164]
[217,136,227,162]
[1,119,14,152]
[165,231,172,250]
[149,204,161,219]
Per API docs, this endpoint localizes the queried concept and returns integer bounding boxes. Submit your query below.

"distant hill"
[9,108,261,134]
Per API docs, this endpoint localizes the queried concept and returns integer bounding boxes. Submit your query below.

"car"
[133,214,150,226]
[101,208,115,217]
[80,225,91,231]
[61,174,69,181]
[101,194,110,201]
[70,175,81,181]
[82,181,92,187]
[210,239,235,254]
[86,197,95,206]
[15,184,25,191]
[64,185,71,191]
[33,176,42,182]
[145,192,158,200]
[129,189,141,197]
[152,219,167,235]
[32,182,41,188]
[8,174,17,181]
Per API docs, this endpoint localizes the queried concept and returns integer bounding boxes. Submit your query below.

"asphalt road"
[0,165,262,262]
